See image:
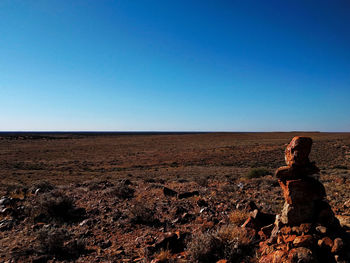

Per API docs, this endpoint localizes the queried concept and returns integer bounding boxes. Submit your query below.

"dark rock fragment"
[163,187,177,197]
[178,191,199,199]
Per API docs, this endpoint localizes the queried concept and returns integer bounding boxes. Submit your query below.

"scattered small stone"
[315,225,327,234]
[79,219,93,227]
[0,207,14,216]
[0,219,13,231]
[293,235,314,247]
[0,197,11,207]
[344,199,350,208]
[331,238,343,254]
[299,223,312,234]
[318,236,333,249]
[288,247,314,263]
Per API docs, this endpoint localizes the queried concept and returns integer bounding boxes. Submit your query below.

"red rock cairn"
[275,136,335,227]
[258,136,350,263]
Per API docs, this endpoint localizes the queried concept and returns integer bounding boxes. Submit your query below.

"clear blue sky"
[1,0,349,131]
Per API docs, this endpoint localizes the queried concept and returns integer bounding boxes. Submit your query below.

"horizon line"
[2,130,349,133]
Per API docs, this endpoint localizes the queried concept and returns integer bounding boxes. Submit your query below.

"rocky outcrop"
[258,137,350,263]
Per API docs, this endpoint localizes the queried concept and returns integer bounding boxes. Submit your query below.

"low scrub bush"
[32,191,85,223]
[87,180,114,191]
[155,249,173,263]
[229,210,249,226]
[6,184,28,198]
[194,176,209,187]
[37,227,86,260]
[130,202,158,226]
[187,225,257,263]
[103,183,135,199]
[114,183,135,199]
[244,168,271,179]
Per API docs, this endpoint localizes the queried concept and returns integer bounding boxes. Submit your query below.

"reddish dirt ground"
[0,132,350,262]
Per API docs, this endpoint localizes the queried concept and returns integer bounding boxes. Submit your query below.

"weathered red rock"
[280,226,292,235]
[288,247,315,263]
[279,177,325,205]
[293,235,314,247]
[318,236,333,249]
[283,234,296,243]
[259,250,287,263]
[331,238,343,254]
[285,136,313,167]
[299,223,312,234]
[279,177,326,225]
[275,165,319,180]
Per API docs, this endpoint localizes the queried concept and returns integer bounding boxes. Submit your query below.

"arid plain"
[1,132,350,262]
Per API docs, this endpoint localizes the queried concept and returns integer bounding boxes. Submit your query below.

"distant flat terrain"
[0,132,349,188]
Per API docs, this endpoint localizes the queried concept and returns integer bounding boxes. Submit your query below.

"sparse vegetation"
[32,191,85,223]
[37,227,86,260]
[187,225,257,263]
[87,180,114,191]
[6,184,28,198]
[115,184,135,199]
[102,182,135,199]
[129,202,158,226]
[194,176,209,187]
[244,168,271,179]
[229,210,249,226]
[155,249,173,263]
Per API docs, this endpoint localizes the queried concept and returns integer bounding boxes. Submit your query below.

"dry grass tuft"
[155,249,172,263]
[31,191,85,223]
[37,227,86,260]
[244,168,271,179]
[187,225,257,263]
[229,210,249,226]
[129,202,158,226]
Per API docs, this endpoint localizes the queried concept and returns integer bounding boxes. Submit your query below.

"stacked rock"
[259,136,350,263]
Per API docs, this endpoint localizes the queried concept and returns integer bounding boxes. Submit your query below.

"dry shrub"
[187,225,257,263]
[244,168,271,179]
[186,231,220,263]
[32,191,85,223]
[229,210,249,226]
[37,227,86,260]
[155,249,173,263]
[87,180,114,191]
[194,176,209,187]
[129,202,158,226]
[109,184,135,199]
[6,184,28,199]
